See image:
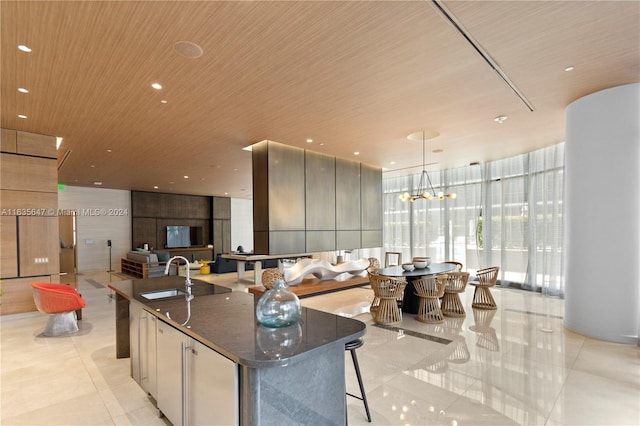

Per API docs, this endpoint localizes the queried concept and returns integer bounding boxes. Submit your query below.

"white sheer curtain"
[383,143,565,297]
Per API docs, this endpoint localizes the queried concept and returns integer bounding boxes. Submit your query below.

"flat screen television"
[166,225,191,248]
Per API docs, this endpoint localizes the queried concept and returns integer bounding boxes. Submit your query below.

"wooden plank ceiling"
[1,0,638,197]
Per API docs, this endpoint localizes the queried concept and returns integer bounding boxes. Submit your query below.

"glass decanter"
[256,279,301,328]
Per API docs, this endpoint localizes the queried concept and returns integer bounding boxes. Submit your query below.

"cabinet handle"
[181,341,193,426]
[137,312,146,383]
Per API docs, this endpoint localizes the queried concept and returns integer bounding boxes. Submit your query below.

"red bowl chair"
[31,283,86,336]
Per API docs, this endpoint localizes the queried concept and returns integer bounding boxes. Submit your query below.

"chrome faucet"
[165,255,193,296]
[165,255,194,326]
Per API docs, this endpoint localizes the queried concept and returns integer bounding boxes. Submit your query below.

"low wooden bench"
[248,274,369,299]
[120,258,177,279]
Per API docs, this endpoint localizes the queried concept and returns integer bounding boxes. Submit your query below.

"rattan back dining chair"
[470,266,499,310]
[368,273,406,324]
[441,272,470,317]
[413,274,447,324]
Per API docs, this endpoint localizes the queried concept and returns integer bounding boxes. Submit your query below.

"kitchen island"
[108,276,366,425]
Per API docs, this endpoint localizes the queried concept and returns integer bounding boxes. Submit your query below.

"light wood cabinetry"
[0,276,49,315]
[0,216,18,277]
[1,153,57,193]
[1,128,58,315]
[18,216,60,277]
[1,128,17,152]
[0,190,58,211]
[16,131,57,158]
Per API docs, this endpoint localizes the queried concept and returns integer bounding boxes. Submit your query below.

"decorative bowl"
[412,257,431,268]
[401,263,414,271]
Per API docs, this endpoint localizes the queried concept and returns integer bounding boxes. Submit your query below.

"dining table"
[376,262,458,314]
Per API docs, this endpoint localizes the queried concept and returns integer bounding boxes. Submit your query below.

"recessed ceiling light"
[354,152,360,155]
[160,99,168,104]
[90,165,95,168]
[224,192,229,195]
[233,168,238,172]
[306,139,313,143]
[390,161,396,165]
[18,45,31,52]
[18,114,27,119]
[154,186,159,189]
[174,41,203,58]
[18,87,29,93]
[564,66,575,72]
[183,175,189,179]
[407,130,440,141]
[151,83,162,90]
[93,181,102,186]
[107,149,112,153]
[319,143,324,146]
[494,115,508,124]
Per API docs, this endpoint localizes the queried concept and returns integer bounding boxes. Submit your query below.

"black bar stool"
[345,338,371,422]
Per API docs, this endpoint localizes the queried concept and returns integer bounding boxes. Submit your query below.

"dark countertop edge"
[108,280,367,368]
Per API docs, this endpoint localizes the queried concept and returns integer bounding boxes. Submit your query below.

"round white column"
[564,83,639,344]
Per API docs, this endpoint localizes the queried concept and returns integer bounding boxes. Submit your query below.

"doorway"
[59,213,76,274]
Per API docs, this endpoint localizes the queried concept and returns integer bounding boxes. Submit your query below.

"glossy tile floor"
[1,270,638,426]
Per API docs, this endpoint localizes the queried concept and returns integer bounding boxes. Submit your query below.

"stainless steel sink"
[140,288,186,300]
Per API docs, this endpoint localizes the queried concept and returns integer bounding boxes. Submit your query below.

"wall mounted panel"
[362,230,383,249]
[213,197,231,220]
[361,163,382,231]
[253,141,381,254]
[0,276,48,315]
[132,218,157,250]
[335,159,361,231]
[267,143,305,231]
[1,153,57,193]
[336,230,361,250]
[18,216,60,277]
[0,190,57,211]
[0,216,18,278]
[16,131,57,158]
[1,128,17,153]
[268,231,305,254]
[306,231,336,253]
[305,151,335,231]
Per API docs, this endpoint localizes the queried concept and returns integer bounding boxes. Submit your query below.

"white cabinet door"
[189,339,238,425]
[156,319,238,426]
[156,320,186,425]
[141,315,157,398]
[130,303,158,397]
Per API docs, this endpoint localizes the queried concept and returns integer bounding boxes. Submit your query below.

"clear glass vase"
[256,279,301,328]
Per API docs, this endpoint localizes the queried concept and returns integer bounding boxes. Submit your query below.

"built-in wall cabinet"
[131,191,231,258]
[1,128,59,315]
[252,140,382,255]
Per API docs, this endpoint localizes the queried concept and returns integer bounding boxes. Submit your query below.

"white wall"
[564,83,639,344]
[231,198,253,252]
[58,186,131,273]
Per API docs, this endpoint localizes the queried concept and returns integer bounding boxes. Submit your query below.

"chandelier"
[399,131,456,202]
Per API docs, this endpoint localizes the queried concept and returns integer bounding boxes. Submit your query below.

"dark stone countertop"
[108,276,366,368]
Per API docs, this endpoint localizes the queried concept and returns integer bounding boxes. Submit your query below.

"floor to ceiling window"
[384,143,565,297]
